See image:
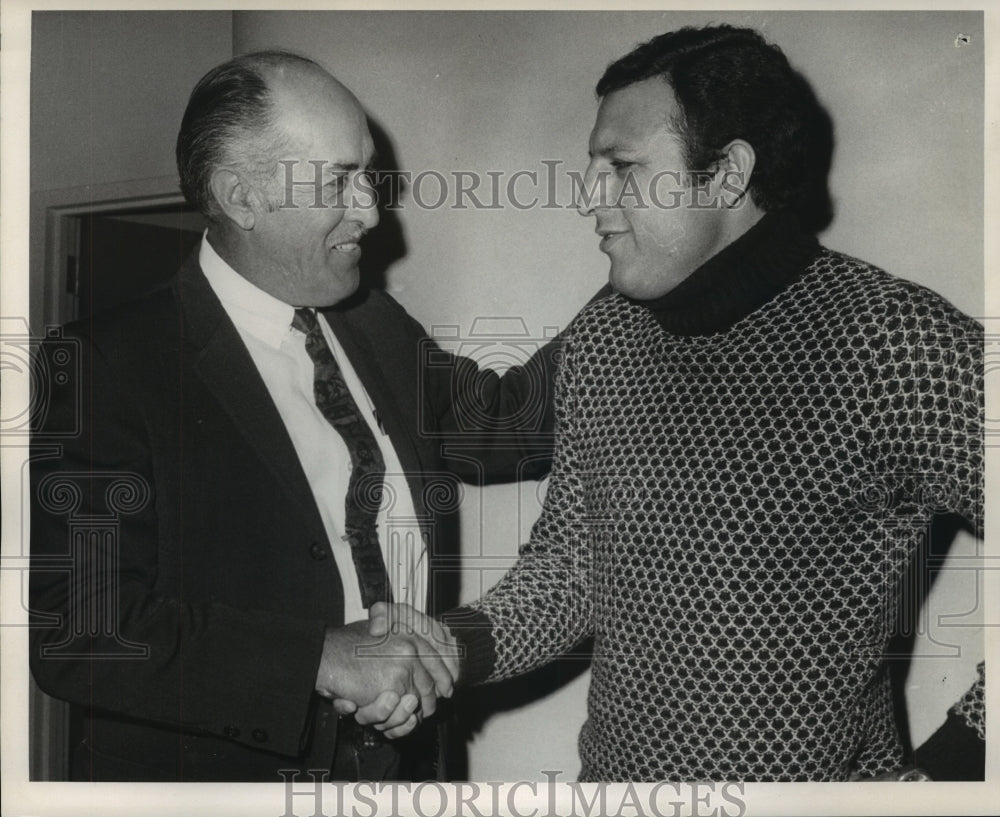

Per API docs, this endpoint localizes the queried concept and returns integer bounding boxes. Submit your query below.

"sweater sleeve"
[862,284,983,531]
[443,326,596,684]
[951,660,986,740]
[861,286,984,779]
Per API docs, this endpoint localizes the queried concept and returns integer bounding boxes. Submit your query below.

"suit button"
[252,729,268,743]
[309,542,328,560]
[223,725,240,738]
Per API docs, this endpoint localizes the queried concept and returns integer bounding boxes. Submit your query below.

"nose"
[575,159,607,217]
[349,171,380,231]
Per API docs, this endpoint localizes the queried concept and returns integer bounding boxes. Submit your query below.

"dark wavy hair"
[176,50,322,218]
[597,25,834,230]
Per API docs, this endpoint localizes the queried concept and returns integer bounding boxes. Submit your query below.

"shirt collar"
[199,231,296,348]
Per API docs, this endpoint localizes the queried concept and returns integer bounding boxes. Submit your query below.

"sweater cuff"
[440,606,496,686]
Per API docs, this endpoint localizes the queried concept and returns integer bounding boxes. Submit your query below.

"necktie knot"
[292,307,318,336]
[294,308,334,366]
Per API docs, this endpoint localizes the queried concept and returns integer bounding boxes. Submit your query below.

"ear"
[209,167,259,231]
[713,139,756,208]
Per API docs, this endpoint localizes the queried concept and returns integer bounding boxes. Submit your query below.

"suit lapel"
[176,256,326,527]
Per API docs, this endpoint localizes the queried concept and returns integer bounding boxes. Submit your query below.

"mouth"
[331,237,363,255]
[598,231,627,252]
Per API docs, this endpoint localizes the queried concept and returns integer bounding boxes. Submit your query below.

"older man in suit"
[29,50,557,782]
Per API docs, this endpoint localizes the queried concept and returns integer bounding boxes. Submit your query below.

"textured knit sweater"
[447,213,984,782]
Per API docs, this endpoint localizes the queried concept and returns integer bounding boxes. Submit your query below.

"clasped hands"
[314,602,459,739]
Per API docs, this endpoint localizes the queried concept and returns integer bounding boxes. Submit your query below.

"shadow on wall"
[448,643,594,780]
[789,63,835,235]
[358,116,408,292]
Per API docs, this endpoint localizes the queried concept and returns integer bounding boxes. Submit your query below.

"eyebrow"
[325,152,379,174]
[588,144,636,159]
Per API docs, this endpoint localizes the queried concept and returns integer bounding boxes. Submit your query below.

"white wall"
[234,10,985,781]
[30,11,233,192]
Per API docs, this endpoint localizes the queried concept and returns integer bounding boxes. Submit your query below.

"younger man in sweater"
[357,24,984,782]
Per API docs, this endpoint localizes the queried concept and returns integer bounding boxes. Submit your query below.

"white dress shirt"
[199,235,426,622]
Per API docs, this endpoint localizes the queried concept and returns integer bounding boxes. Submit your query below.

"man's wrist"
[439,606,496,686]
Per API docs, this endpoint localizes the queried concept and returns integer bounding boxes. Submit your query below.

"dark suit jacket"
[29,252,558,781]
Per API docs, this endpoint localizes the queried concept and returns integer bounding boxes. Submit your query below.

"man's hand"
[315,620,455,738]
[331,604,461,736]
[368,602,461,680]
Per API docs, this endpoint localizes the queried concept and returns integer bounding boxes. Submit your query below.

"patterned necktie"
[292,308,393,608]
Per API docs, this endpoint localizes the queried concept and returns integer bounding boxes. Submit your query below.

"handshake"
[314,602,461,739]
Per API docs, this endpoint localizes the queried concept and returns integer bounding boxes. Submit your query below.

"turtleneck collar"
[624,210,820,336]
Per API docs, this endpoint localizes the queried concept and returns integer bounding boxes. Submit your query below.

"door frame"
[31,176,187,331]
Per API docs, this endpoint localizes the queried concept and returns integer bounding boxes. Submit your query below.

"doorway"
[72,204,206,322]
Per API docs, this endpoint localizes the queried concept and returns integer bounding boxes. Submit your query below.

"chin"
[609,267,652,300]
[611,263,685,301]
[322,269,361,304]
